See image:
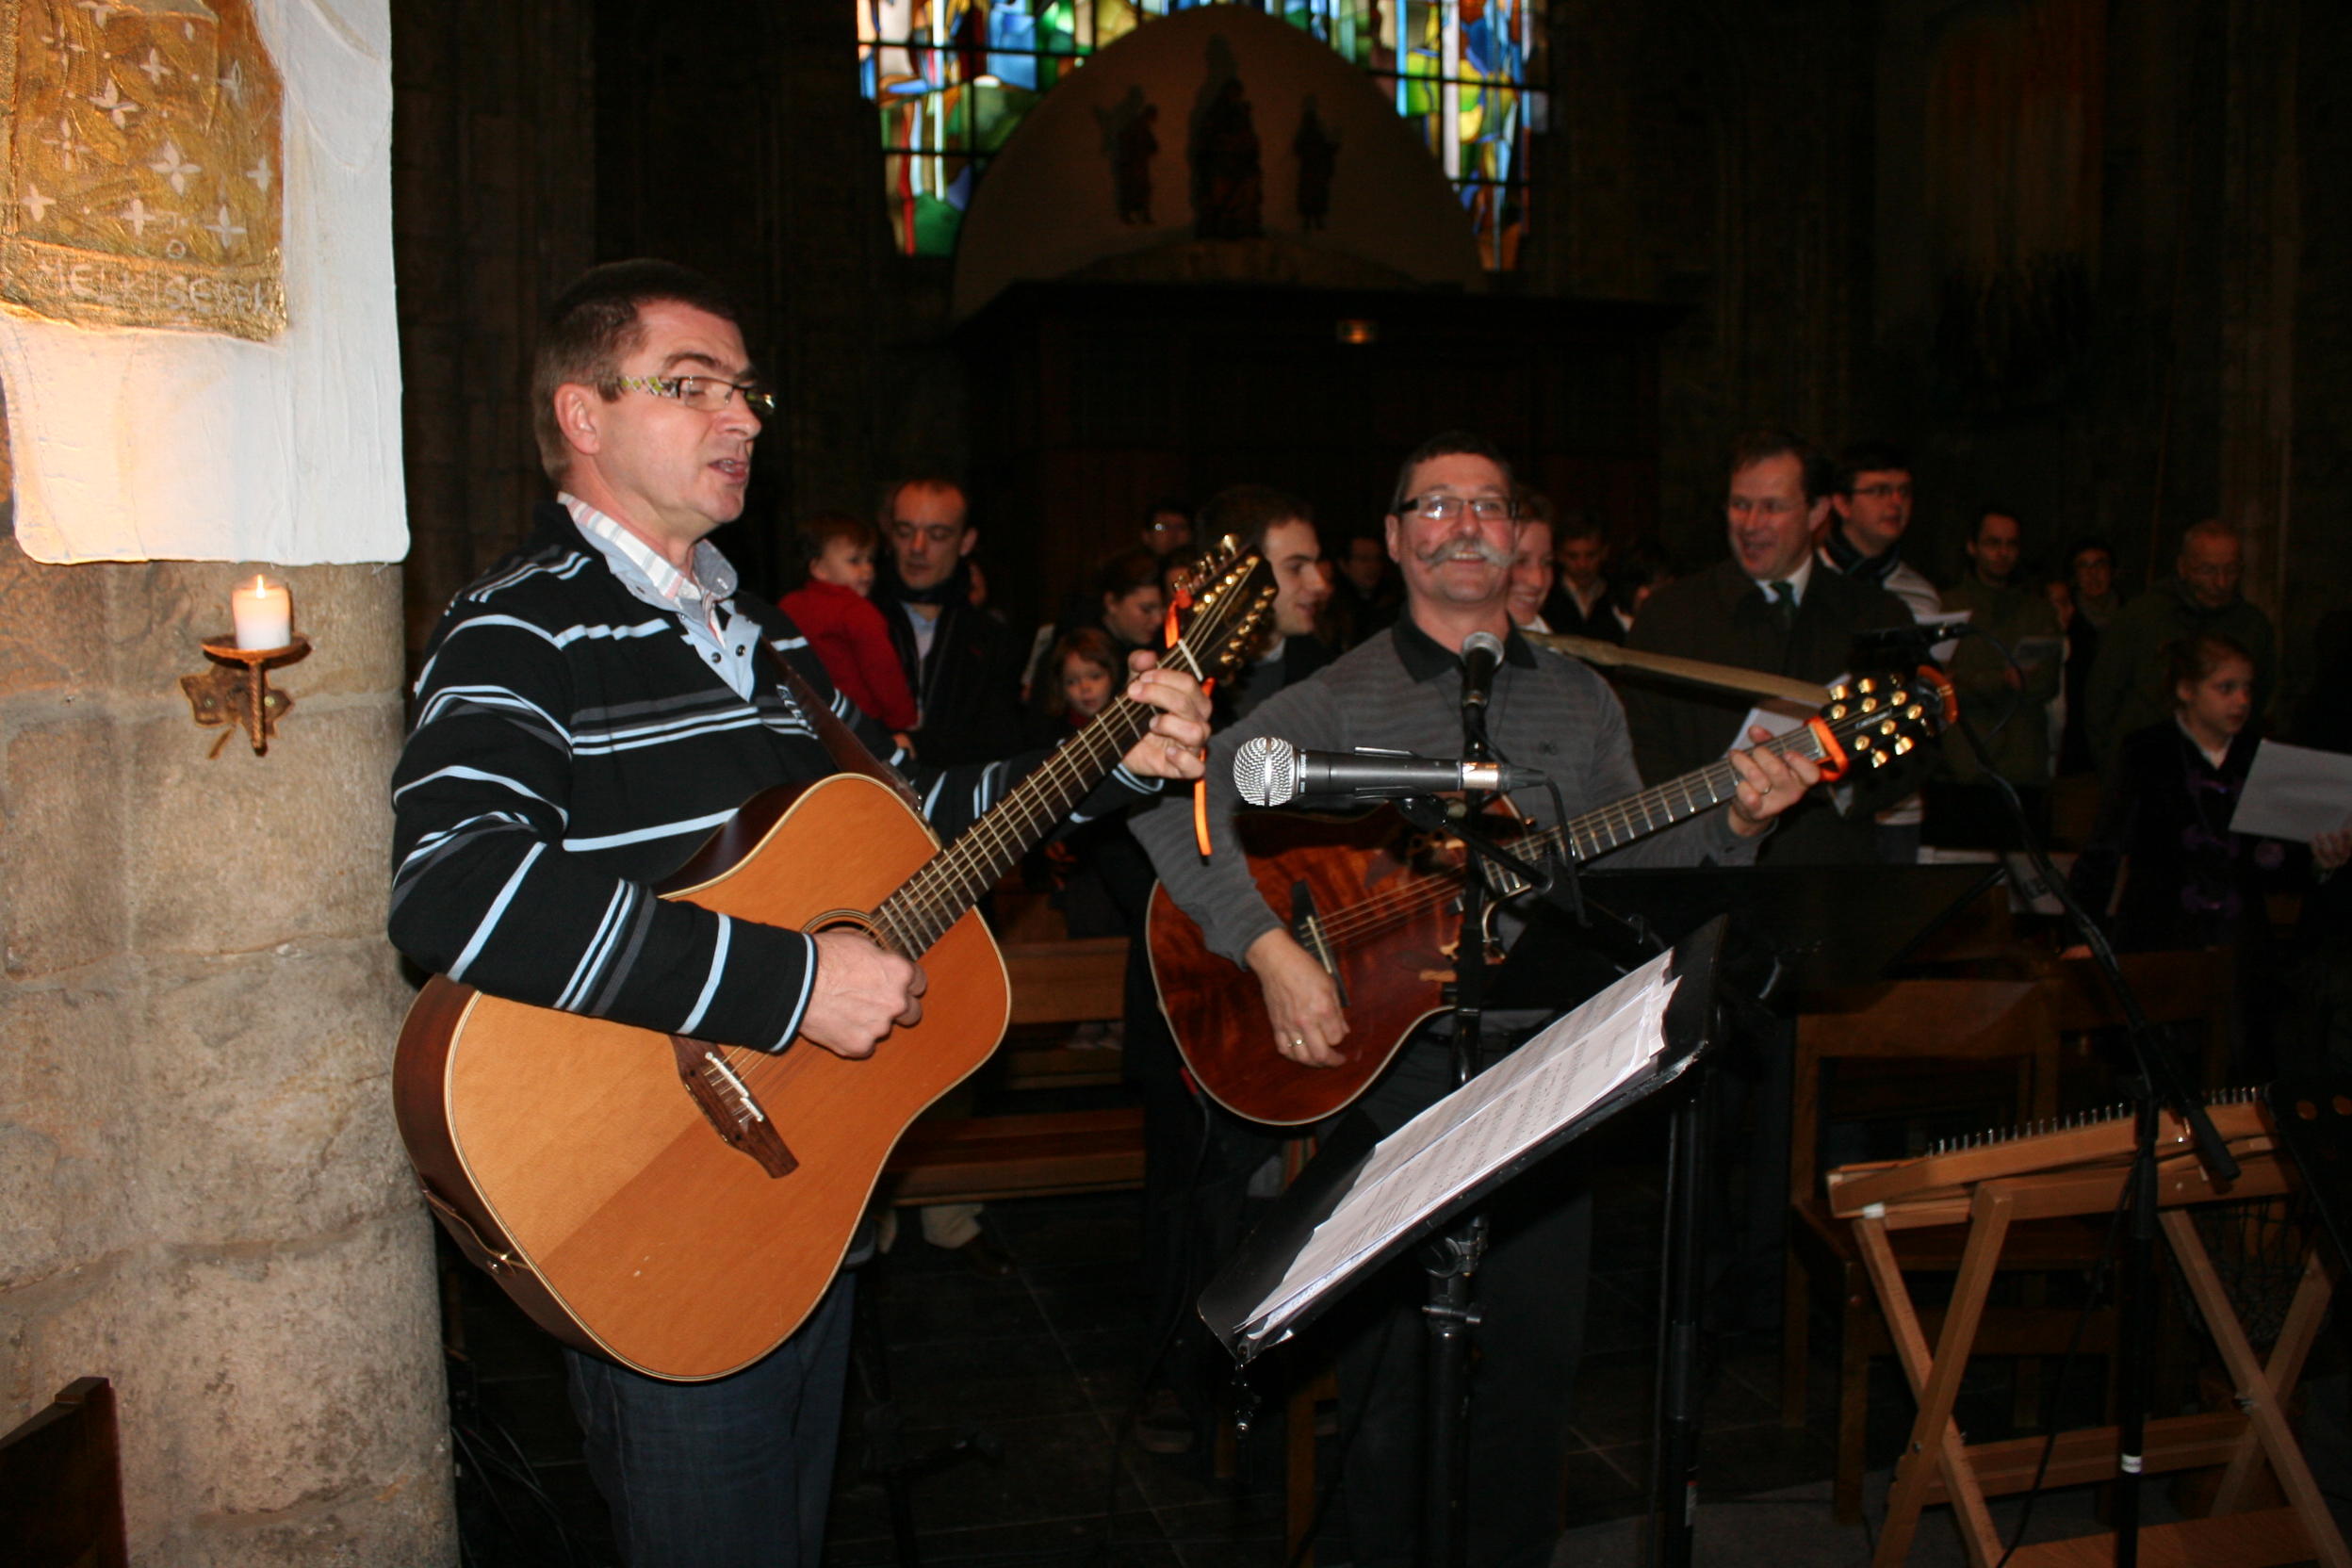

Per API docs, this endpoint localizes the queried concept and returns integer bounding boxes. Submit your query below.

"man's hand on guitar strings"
[800,929,927,1058]
[1725,725,1823,837]
[1118,650,1215,780]
[1247,928,1350,1068]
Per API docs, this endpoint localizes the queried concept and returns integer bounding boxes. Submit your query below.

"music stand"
[1200,923,1723,1568]
[1488,864,2000,1568]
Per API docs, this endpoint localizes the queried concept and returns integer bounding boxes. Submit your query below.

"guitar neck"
[1541,722,1835,864]
[871,692,1161,957]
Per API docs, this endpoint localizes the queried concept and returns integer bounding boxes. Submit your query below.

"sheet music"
[1237,949,1680,1345]
[2230,741,2352,843]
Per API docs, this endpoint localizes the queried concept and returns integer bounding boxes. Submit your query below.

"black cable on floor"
[1989,1178,2130,1568]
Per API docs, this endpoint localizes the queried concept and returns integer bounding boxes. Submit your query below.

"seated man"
[1134,430,1817,1568]
[387,259,1211,1568]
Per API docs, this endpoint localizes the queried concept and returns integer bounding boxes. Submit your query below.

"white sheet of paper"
[2230,741,2352,842]
[1239,950,1680,1345]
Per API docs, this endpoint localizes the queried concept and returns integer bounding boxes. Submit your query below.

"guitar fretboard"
[866,573,1264,959]
[1534,720,1838,865]
[872,693,1164,956]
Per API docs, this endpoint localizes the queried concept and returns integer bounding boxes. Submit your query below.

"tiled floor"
[443,1150,2352,1566]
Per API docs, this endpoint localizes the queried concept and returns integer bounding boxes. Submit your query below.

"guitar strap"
[760,640,922,812]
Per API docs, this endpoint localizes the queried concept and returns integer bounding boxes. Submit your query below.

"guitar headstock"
[1163,534,1280,686]
[1818,667,1956,772]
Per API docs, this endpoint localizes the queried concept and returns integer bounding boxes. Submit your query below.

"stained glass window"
[857,0,1546,270]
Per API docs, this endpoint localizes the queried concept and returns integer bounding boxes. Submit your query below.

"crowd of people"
[389,256,2348,1568]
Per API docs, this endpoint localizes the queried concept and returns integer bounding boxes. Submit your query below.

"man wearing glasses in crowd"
[1138,431,1817,1568]
[389,260,1213,1567]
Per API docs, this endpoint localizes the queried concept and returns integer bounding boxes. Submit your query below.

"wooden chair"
[0,1376,129,1568]
[1783,978,2114,1524]
[2034,948,2236,1094]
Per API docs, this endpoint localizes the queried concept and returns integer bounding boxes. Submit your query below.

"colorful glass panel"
[856,0,1546,269]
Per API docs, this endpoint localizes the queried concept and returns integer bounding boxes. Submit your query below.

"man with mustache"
[1135,431,1817,1568]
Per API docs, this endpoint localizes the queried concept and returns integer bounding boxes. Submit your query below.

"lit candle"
[232,574,292,650]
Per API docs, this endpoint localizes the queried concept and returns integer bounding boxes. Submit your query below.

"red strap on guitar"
[1164,591,1217,858]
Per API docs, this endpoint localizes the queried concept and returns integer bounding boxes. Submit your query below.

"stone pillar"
[0,529,452,1564]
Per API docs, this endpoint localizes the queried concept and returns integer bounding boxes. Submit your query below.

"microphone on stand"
[1460,629,1505,710]
[1233,737,1548,808]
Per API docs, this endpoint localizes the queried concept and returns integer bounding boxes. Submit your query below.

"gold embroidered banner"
[0,0,284,340]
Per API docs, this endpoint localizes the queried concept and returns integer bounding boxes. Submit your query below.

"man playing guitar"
[1132,431,1819,1568]
[387,260,1212,1568]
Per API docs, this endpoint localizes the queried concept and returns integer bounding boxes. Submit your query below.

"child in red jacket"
[777,513,920,735]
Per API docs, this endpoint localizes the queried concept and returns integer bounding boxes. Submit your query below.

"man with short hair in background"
[1328,525,1402,646]
[875,478,1024,765]
[2086,519,2277,776]
[1141,496,1194,556]
[1540,505,1624,644]
[1818,440,1941,619]
[1935,507,2065,841]
[1625,430,1921,866]
[1816,440,1939,860]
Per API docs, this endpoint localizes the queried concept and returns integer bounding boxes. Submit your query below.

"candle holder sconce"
[181,637,311,758]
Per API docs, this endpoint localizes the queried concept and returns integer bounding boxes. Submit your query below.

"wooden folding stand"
[1825,1098,2349,1568]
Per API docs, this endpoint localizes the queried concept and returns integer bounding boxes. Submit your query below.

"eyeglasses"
[1849,482,1913,501]
[612,374,776,416]
[1397,493,1517,523]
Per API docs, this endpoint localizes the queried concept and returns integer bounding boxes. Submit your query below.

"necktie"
[1767,580,1796,633]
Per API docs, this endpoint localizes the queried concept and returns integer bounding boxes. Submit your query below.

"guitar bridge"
[671,1035,797,1179]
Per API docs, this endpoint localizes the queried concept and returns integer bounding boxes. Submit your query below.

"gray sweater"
[1134,618,1760,965]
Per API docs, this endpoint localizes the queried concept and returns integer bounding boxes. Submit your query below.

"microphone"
[1850,622,1973,661]
[1460,629,1505,710]
[1233,737,1548,808]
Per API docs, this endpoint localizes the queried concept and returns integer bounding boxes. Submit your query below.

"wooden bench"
[0,1376,128,1568]
[883,1106,1147,1205]
[880,933,1147,1206]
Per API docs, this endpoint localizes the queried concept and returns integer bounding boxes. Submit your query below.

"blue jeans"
[564,1278,855,1568]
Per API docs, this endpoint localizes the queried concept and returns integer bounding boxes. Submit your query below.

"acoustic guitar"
[395,545,1277,1380]
[1148,669,1955,1126]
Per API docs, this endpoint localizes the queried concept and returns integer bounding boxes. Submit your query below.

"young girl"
[777,512,919,734]
[2067,634,2348,1071]
[1046,628,1119,730]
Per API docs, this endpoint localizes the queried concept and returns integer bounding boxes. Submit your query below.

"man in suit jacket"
[1623,431,1919,865]
[1537,503,1625,645]
[875,478,1024,767]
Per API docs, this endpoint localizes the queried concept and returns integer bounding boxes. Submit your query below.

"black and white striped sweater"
[388,502,1161,1052]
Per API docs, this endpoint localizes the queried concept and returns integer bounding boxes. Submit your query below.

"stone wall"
[0,536,452,1564]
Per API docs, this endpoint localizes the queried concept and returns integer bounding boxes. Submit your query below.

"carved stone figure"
[1189,74,1262,240]
[1095,86,1158,226]
[1293,94,1339,230]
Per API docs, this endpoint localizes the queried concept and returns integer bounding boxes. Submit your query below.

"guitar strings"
[1300,720,1846,951]
[721,569,1268,1095]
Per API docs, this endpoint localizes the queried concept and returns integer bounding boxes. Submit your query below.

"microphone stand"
[1869,626,2239,1566]
[1391,660,1513,1568]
